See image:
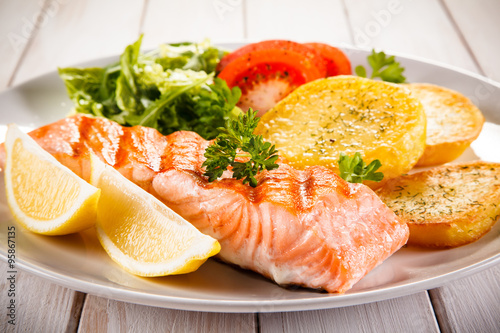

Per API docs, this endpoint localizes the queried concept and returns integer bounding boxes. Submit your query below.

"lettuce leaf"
[155,39,227,73]
[58,66,121,119]
[58,35,239,140]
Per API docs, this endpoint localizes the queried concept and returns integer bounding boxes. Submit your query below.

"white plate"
[1,44,500,313]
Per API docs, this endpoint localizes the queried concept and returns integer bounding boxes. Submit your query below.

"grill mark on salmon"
[0,115,409,293]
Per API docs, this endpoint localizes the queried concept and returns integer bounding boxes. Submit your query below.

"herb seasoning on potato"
[254,75,426,187]
[406,83,485,167]
[377,161,500,248]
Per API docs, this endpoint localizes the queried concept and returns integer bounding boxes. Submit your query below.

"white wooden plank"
[78,295,257,333]
[443,0,500,81]
[141,0,245,50]
[0,261,85,332]
[429,264,500,333]
[344,0,479,73]
[0,0,46,90]
[12,0,145,86]
[245,0,352,45]
[259,292,439,333]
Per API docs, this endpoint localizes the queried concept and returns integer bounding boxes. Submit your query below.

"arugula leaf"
[58,66,121,118]
[338,152,384,183]
[202,109,279,187]
[126,73,210,128]
[155,39,227,73]
[125,71,241,139]
[116,34,144,116]
[355,49,406,83]
[58,67,104,114]
[58,35,236,140]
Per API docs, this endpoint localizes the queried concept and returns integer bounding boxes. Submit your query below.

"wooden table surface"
[1,0,499,332]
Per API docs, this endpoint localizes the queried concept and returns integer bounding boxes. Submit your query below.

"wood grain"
[0,261,85,333]
[245,0,352,44]
[12,0,146,85]
[259,292,439,333]
[443,0,500,81]
[0,0,46,89]
[429,264,500,333]
[141,0,245,49]
[343,0,479,73]
[78,295,257,333]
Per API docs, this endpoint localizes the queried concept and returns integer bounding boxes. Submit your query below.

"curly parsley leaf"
[355,49,406,83]
[338,152,384,183]
[202,109,279,187]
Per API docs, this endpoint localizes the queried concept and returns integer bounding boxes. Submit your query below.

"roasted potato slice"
[406,83,485,167]
[255,76,426,186]
[376,161,500,248]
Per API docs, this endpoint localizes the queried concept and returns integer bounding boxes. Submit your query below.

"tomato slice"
[217,40,327,76]
[218,49,325,116]
[303,42,352,76]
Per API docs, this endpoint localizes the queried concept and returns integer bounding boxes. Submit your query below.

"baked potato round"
[255,75,426,186]
[406,83,484,167]
[376,161,500,248]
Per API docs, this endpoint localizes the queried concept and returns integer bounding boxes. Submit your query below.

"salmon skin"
[0,115,409,293]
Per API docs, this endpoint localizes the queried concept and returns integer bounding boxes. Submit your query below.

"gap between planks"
[76,295,259,332]
[5,0,51,88]
[138,0,151,36]
[437,0,486,76]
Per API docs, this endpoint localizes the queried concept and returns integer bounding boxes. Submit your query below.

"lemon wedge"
[4,124,100,235]
[89,155,220,276]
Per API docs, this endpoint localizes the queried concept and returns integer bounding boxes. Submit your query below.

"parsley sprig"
[355,49,406,83]
[202,109,279,187]
[338,152,384,183]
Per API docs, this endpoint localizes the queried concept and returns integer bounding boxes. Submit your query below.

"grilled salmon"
[0,115,409,293]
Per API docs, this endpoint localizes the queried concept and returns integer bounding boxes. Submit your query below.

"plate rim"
[4,42,500,95]
[1,246,498,313]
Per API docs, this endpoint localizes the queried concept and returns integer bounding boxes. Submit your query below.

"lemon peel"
[90,155,220,276]
[4,124,100,235]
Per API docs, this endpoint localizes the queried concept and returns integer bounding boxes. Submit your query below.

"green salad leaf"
[57,66,121,119]
[116,34,143,116]
[155,40,227,73]
[338,152,384,183]
[58,35,239,140]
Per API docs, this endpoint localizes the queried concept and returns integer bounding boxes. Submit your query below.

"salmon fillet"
[0,115,409,293]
